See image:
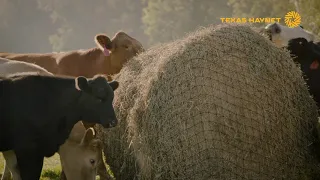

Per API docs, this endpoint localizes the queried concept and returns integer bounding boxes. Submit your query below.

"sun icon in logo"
[285,11,301,28]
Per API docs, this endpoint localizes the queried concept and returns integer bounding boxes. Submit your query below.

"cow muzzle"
[104,119,118,128]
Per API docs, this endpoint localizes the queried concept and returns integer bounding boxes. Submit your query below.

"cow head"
[288,37,320,70]
[287,37,310,59]
[263,22,315,48]
[75,75,119,128]
[59,122,103,180]
[95,32,144,72]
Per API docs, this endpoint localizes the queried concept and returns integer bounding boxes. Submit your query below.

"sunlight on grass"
[40,167,61,180]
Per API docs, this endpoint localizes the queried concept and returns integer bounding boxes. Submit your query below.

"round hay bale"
[96,23,320,179]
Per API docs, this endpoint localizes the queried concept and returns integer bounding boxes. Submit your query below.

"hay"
[96,23,320,180]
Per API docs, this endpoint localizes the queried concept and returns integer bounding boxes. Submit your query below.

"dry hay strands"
[96,23,320,180]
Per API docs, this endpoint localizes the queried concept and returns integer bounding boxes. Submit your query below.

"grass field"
[0,153,62,180]
[0,153,111,180]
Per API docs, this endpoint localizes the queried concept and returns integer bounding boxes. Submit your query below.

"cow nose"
[107,119,118,128]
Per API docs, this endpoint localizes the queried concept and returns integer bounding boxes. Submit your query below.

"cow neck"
[58,79,82,120]
[55,90,83,146]
[0,78,10,99]
[0,78,11,119]
[79,48,106,74]
[46,76,82,117]
[101,54,113,74]
[101,53,125,75]
[77,47,119,76]
[81,47,101,57]
[50,85,82,125]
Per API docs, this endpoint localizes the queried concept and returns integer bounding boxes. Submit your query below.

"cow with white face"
[263,22,315,48]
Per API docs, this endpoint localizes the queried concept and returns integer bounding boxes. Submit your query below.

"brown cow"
[59,121,105,180]
[0,31,144,77]
[2,121,105,180]
[0,31,143,179]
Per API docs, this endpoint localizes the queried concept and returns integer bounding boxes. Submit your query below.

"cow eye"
[89,159,95,165]
[96,98,102,103]
[98,97,106,102]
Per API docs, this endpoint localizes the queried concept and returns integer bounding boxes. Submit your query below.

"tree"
[37,0,148,51]
[298,0,320,36]
[0,0,56,53]
[142,0,233,46]
[228,0,294,27]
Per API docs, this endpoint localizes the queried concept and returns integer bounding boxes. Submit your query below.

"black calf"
[0,74,119,180]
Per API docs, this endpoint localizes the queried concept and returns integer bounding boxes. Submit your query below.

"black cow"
[287,37,320,107]
[0,74,119,180]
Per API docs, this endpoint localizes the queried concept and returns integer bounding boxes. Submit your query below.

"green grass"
[40,166,61,180]
[0,153,62,180]
[0,153,113,180]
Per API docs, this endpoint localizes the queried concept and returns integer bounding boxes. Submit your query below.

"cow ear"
[257,26,266,33]
[75,76,89,91]
[109,81,119,91]
[95,34,113,56]
[81,128,95,146]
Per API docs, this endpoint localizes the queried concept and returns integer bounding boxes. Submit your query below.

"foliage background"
[0,0,317,53]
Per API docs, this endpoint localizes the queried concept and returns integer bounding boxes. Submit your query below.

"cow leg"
[15,150,44,180]
[2,150,21,180]
[1,151,11,180]
[0,163,11,180]
[59,170,67,180]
